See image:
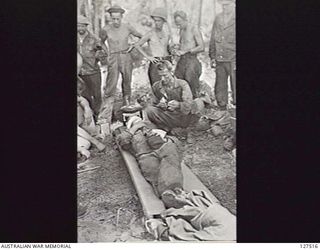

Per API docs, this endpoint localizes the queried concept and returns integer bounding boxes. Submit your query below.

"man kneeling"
[77,78,105,159]
[144,61,200,132]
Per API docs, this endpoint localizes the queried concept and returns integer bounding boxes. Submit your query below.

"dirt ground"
[78,60,236,242]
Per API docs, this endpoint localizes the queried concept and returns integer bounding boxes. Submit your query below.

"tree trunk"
[163,0,173,35]
[92,0,100,36]
[101,3,105,28]
[198,0,203,27]
[84,0,93,33]
[213,0,217,22]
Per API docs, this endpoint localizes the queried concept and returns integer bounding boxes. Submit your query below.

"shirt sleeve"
[92,36,108,64]
[179,80,193,114]
[99,27,108,42]
[151,85,161,104]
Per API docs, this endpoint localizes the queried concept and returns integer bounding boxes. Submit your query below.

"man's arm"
[99,27,108,44]
[128,24,143,38]
[188,26,204,54]
[98,29,109,52]
[179,80,193,114]
[92,34,109,65]
[151,85,161,105]
[133,32,155,60]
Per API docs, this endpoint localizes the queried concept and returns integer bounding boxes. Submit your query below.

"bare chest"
[106,26,130,46]
[179,28,196,48]
[150,31,169,47]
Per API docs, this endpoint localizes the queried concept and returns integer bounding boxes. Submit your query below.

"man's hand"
[210,59,216,69]
[157,102,167,110]
[167,100,180,111]
[126,45,134,53]
[147,56,160,64]
[95,50,109,66]
[174,50,188,56]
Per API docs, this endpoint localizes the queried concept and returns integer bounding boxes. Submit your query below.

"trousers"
[214,61,236,108]
[138,140,183,196]
[79,72,102,115]
[175,54,202,98]
[145,106,199,131]
[104,53,133,98]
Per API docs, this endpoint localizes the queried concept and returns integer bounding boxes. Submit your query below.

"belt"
[111,51,129,55]
[181,53,197,58]
[110,46,133,55]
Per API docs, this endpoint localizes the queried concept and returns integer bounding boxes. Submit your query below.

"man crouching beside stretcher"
[77,79,105,159]
[77,52,105,159]
[142,60,209,135]
[114,115,188,209]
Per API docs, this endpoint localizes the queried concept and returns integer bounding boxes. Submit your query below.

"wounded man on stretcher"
[114,116,236,241]
[114,115,184,208]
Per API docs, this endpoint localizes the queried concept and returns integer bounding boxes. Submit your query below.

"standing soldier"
[99,5,143,107]
[134,7,173,86]
[209,0,236,110]
[172,11,205,98]
[77,15,108,118]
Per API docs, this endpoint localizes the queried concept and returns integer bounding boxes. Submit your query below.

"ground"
[78,58,236,242]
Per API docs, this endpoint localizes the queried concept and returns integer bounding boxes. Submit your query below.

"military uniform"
[145,77,198,131]
[115,124,183,198]
[78,31,107,115]
[209,9,236,108]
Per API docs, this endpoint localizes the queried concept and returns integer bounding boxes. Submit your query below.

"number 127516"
[300,244,318,248]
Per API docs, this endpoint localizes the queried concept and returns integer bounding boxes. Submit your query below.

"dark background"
[0,0,319,242]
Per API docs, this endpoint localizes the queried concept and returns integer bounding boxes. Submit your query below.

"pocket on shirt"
[226,30,236,44]
[214,31,222,42]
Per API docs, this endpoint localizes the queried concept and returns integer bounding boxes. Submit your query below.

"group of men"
[77,0,235,134]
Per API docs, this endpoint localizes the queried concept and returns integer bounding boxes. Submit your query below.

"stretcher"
[118,144,234,219]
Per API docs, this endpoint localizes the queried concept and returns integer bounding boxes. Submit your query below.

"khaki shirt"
[209,12,236,62]
[152,78,193,115]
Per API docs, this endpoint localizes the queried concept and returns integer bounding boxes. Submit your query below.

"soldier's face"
[160,70,173,83]
[174,16,186,29]
[77,24,87,35]
[153,17,165,30]
[111,13,122,28]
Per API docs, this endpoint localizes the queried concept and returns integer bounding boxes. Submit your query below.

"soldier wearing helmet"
[77,15,108,117]
[134,7,173,86]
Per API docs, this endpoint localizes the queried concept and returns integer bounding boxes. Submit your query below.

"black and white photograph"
[77,0,236,242]
[2,0,320,245]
